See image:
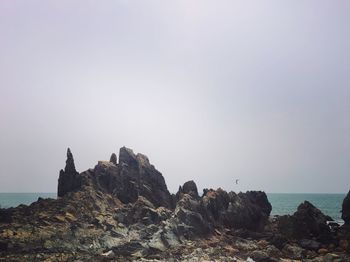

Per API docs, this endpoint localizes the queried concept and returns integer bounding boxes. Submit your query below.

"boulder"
[202,189,271,231]
[277,201,333,243]
[174,194,212,238]
[57,148,81,197]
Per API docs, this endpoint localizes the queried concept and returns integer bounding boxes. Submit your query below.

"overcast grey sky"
[1,1,350,193]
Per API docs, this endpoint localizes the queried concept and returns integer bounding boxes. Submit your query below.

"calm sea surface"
[268,193,346,224]
[0,193,346,223]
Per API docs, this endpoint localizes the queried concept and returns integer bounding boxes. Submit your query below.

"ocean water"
[0,193,346,223]
[0,193,56,209]
[267,193,346,224]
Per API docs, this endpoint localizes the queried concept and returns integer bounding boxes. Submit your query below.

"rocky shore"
[1,147,350,261]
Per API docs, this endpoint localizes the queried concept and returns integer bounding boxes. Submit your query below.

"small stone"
[339,239,348,250]
[318,248,328,255]
[257,239,269,248]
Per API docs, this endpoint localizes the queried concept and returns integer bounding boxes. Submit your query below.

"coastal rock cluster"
[0,147,350,261]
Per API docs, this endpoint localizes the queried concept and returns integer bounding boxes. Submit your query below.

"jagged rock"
[202,189,271,231]
[342,191,350,226]
[277,201,333,243]
[3,146,317,261]
[110,153,117,165]
[114,196,171,226]
[182,180,199,198]
[118,146,138,168]
[57,148,81,197]
[109,147,173,208]
[175,181,200,203]
[174,194,212,238]
[202,188,230,222]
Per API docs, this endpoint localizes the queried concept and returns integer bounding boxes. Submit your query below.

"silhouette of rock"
[182,180,199,198]
[342,190,350,226]
[57,148,81,197]
[175,180,199,201]
[201,189,272,231]
[277,201,333,243]
[110,153,117,165]
[5,146,336,261]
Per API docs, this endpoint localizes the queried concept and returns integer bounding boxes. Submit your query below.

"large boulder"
[174,194,212,239]
[342,190,350,226]
[202,189,271,231]
[277,201,333,243]
[57,148,82,197]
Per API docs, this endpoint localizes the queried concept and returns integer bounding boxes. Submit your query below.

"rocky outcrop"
[2,146,347,261]
[57,147,173,209]
[202,189,272,231]
[342,191,350,226]
[277,201,334,243]
[110,153,117,165]
[57,148,81,197]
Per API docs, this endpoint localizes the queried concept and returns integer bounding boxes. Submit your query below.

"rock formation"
[277,201,334,243]
[1,147,349,261]
[110,153,117,165]
[57,148,81,197]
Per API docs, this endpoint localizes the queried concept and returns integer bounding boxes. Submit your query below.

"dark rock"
[109,147,173,208]
[342,190,350,226]
[299,239,321,251]
[202,188,230,221]
[202,189,271,231]
[0,241,8,251]
[249,250,278,262]
[174,194,212,238]
[57,148,81,197]
[112,240,145,256]
[0,208,13,223]
[109,153,117,165]
[118,146,138,168]
[269,234,288,249]
[115,196,170,226]
[277,201,333,243]
[282,244,306,260]
[182,180,199,198]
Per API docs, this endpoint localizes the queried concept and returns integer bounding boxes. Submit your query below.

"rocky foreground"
[1,147,350,261]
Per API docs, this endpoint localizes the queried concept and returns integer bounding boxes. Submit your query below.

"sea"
[0,193,346,224]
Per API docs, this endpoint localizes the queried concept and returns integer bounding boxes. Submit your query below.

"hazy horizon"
[1,1,350,194]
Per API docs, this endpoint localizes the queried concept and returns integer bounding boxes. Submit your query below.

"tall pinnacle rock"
[65,148,77,173]
[110,153,117,165]
[57,148,81,197]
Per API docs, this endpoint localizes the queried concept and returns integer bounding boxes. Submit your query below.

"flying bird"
[235,179,239,184]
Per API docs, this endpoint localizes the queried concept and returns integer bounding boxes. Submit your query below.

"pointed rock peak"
[110,153,117,165]
[64,147,77,174]
[119,146,137,167]
[136,153,150,167]
[182,180,199,198]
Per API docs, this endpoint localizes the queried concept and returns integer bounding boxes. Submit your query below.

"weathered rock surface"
[110,152,117,165]
[277,201,334,243]
[1,147,349,261]
[57,148,81,197]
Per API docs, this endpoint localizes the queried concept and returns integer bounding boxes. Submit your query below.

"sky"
[1,0,350,193]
